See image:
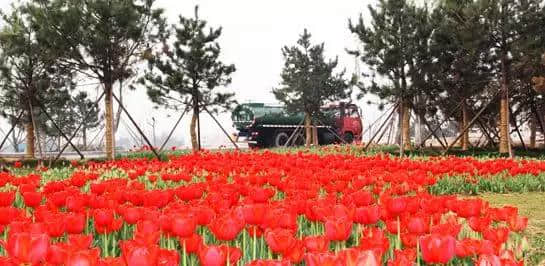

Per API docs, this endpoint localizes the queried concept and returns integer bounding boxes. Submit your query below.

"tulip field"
[1,147,544,265]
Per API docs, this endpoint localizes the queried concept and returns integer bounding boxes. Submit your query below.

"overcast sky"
[1,0,387,149]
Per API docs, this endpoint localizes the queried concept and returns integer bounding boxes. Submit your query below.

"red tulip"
[419,234,456,264]
[388,248,416,266]
[120,240,159,266]
[303,236,330,253]
[468,216,492,233]
[483,227,510,245]
[200,248,228,266]
[209,212,245,241]
[354,205,380,225]
[265,228,297,254]
[476,254,502,266]
[304,252,338,266]
[282,239,304,263]
[338,248,381,266]
[171,214,197,238]
[93,209,114,227]
[324,217,353,241]
[22,191,42,208]
[1,232,50,265]
[198,245,228,266]
[240,203,267,225]
[508,215,528,232]
[157,249,179,266]
[65,248,101,266]
[0,191,15,207]
[247,259,292,266]
[407,214,429,235]
[179,233,203,254]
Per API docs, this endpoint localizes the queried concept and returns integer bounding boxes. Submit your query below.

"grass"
[471,193,545,265]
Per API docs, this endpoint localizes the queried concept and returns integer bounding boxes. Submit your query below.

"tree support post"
[35,101,84,159]
[111,92,161,160]
[417,100,464,149]
[201,105,239,150]
[0,111,24,152]
[364,102,399,151]
[54,92,106,161]
[284,119,305,147]
[509,106,526,150]
[530,104,545,148]
[444,94,499,154]
[158,108,188,152]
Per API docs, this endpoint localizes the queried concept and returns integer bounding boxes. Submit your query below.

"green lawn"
[475,193,545,265]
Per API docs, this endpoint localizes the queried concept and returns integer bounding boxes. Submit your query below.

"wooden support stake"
[417,100,464,149]
[112,93,161,160]
[444,94,498,154]
[159,108,188,152]
[201,105,240,150]
[0,111,24,152]
[364,102,399,151]
[36,101,84,159]
[54,92,106,161]
[509,106,526,150]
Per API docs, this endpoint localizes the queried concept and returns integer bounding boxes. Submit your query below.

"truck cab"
[323,102,363,143]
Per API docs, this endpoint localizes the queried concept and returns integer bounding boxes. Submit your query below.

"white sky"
[1,0,388,149]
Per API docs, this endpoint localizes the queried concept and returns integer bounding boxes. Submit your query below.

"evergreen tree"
[28,0,165,159]
[476,0,543,154]
[0,4,63,158]
[141,6,236,151]
[349,0,434,151]
[431,0,493,150]
[273,29,350,147]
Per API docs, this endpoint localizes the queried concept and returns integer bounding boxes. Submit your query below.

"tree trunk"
[499,56,510,154]
[460,101,469,151]
[402,100,411,150]
[312,126,318,145]
[104,82,115,160]
[530,117,536,149]
[190,111,199,151]
[83,128,87,150]
[304,112,312,147]
[24,121,35,158]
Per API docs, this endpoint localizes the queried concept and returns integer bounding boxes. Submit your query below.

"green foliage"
[140,6,236,113]
[28,0,166,86]
[273,29,350,117]
[430,174,545,194]
[349,0,434,103]
[0,4,64,126]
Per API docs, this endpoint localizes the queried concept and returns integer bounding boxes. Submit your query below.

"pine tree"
[28,0,165,159]
[349,0,434,151]
[476,0,543,154]
[273,29,350,147]
[0,4,63,158]
[431,0,493,150]
[140,6,236,151]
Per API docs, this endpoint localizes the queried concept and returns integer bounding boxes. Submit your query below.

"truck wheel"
[274,132,290,147]
[343,132,354,144]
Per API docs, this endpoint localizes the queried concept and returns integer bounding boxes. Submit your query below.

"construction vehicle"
[231,102,363,148]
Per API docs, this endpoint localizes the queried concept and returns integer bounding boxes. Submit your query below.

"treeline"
[350,0,545,153]
[1,0,544,158]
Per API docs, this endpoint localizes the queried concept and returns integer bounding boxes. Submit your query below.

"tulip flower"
[1,232,50,265]
[419,234,456,264]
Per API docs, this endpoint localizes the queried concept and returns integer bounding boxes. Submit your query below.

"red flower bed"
[0,151,535,265]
